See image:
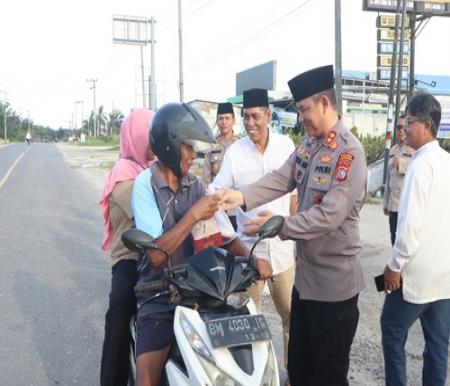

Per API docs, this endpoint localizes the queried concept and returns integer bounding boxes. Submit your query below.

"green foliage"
[78,135,119,147]
[285,128,303,146]
[438,138,450,152]
[351,126,385,164]
[1,100,125,143]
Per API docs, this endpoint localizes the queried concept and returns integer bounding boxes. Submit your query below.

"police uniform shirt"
[202,134,237,185]
[240,119,367,302]
[383,143,414,212]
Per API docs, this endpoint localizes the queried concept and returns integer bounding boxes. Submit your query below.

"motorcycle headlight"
[197,355,242,386]
[260,345,278,386]
[180,312,213,361]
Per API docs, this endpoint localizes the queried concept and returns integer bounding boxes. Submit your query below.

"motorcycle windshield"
[167,247,255,301]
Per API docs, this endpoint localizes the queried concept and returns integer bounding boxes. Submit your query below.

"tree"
[96,106,108,136]
[108,109,124,135]
[351,127,385,164]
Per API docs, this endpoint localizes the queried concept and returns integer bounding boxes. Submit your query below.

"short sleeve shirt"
[131,163,205,317]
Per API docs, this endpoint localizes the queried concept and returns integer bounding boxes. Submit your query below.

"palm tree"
[108,109,124,136]
[96,106,108,136]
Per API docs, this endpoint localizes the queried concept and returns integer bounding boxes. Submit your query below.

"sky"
[0,0,449,129]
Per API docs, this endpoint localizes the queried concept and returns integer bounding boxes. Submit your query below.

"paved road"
[1,143,447,386]
[0,143,110,386]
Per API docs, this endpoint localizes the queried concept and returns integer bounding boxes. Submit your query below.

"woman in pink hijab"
[99,108,154,386]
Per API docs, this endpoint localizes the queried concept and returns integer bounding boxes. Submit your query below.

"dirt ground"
[57,143,448,386]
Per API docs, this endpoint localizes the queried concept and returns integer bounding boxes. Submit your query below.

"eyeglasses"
[405,117,424,127]
[396,124,405,130]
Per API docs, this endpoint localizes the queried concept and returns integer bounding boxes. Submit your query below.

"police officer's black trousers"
[100,260,138,386]
[287,288,359,386]
[388,211,398,246]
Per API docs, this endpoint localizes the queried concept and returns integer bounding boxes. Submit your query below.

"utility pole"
[87,79,97,136]
[382,0,402,186]
[178,0,184,102]
[149,16,157,110]
[394,0,408,137]
[409,3,420,102]
[334,0,343,115]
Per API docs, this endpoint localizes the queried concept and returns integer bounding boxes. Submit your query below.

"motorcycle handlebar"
[134,279,168,293]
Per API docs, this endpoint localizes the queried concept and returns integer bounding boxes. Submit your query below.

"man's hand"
[189,195,219,222]
[254,258,273,280]
[146,249,167,269]
[243,210,273,236]
[393,156,400,169]
[216,188,244,210]
[383,207,389,216]
[384,265,401,293]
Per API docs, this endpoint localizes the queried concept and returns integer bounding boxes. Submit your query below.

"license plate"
[205,314,271,348]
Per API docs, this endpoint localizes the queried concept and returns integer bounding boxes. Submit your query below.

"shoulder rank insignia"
[325,131,337,145]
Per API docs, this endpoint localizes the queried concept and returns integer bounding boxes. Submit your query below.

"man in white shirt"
[213,88,296,371]
[381,92,450,386]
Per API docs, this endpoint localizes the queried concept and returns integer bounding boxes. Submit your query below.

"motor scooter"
[122,215,284,386]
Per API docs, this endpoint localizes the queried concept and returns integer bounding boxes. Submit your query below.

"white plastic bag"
[207,184,236,239]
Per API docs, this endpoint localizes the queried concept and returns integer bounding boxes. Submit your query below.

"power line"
[157,0,213,32]
[184,0,314,74]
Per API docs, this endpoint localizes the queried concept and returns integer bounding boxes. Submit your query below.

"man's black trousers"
[287,287,359,386]
[389,211,398,246]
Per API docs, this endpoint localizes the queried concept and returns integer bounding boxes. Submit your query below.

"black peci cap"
[217,102,235,116]
[243,88,269,108]
[288,65,335,102]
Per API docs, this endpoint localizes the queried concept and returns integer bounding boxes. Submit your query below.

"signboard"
[377,68,409,81]
[236,61,277,96]
[378,42,410,54]
[378,28,410,41]
[378,54,409,67]
[113,15,149,45]
[436,97,450,138]
[377,15,410,28]
[363,0,450,16]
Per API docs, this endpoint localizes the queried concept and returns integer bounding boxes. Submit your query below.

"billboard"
[363,0,450,15]
[113,15,148,45]
[236,61,277,96]
[436,96,450,138]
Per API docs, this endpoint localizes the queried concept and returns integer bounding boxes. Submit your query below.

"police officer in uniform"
[218,65,367,386]
[383,115,414,246]
[203,102,238,228]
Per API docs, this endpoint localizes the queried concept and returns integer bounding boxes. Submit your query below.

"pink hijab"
[100,108,154,250]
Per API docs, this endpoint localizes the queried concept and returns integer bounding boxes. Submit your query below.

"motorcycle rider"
[131,102,272,386]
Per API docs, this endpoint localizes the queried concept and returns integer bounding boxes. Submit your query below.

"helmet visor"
[183,139,214,153]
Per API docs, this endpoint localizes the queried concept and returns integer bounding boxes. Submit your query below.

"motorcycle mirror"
[258,215,285,239]
[121,229,158,252]
[122,229,173,269]
[248,215,285,261]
